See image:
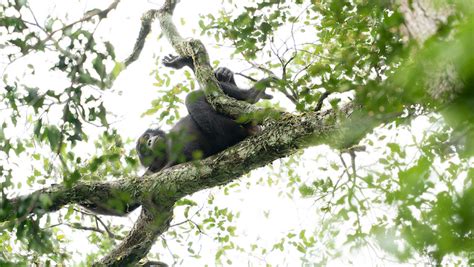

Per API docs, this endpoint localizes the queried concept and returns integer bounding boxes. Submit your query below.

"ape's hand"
[162,54,192,69]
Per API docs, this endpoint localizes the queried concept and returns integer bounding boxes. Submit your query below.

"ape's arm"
[163,55,273,104]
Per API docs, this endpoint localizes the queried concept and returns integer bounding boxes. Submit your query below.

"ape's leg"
[214,67,274,103]
[218,82,273,104]
[185,90,248,151]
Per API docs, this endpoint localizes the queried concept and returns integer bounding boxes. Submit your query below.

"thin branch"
[26,5,45,31]
[2,1,365,266]
[124,9,159,67]
[140,261,169,267]
[170,219,204,234]
[49,222,123,240]
[74,208,123,239]
[235,72,258,82]
[1,182,141,223]
[44,0,120,42]
[314,91,331,112]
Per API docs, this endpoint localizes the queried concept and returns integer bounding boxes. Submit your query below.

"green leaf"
[97,103,108,127]
[45,125,62,151]
[111,61,124,79]
[15,0,27,9]
[24,87,45,113]
[92,54,107,81]
[65,170,81,187]
[176,198,198,206]
[298,184,315,197]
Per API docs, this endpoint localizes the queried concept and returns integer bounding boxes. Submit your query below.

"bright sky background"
[0,0,424,265]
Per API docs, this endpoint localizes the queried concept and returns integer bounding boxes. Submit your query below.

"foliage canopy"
[0,0,474,265]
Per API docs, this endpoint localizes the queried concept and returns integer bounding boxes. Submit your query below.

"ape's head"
[136,128,167,168]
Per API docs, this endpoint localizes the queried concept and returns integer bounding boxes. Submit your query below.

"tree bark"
[96,206,174,266]
[397,0,463,101]
[3,0,462,266]
[4,100,347,265]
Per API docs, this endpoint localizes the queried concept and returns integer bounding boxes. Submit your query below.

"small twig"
[94,214,120,239]
[169,204,206,235]
[242,51,298,103]
[170,219,204,234]
[124,9,159,67]
[245,58,277,78]
[26,6,45,31]
[160,237,177,266]
[349,150,357,180]
[45,0,120,40]
[74,208,122,239]
[292,57,323,83]
[340,145,367,154]
[290,4,312,54]
[48,222,123,240]
[140,260,168,267]
[235,72,258,82]
[282,54,296,80]
[314,91,331,111]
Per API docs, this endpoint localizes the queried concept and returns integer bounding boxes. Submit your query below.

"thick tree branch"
[398,0,453,43]
[96,206,174,266]
[123,9,159,67]
[3,103,347,265]
[397,0,462,101]
[2,0,360,265]
[1,181,141,222]
[0,1,355,265]
[1,0,465,266]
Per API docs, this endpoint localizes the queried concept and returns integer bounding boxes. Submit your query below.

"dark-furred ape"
[136,54,273,174]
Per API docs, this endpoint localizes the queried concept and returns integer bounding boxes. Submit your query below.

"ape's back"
[167,115,213,164]
[168,90,249,164]
[186,90,249,151]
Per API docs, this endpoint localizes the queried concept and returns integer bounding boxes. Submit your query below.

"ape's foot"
[162,54,192,69]
[215,67,235,83]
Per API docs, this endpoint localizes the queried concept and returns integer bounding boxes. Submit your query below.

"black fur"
[136,55,272,174]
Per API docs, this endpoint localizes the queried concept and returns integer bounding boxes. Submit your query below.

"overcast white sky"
[0,0,422,266]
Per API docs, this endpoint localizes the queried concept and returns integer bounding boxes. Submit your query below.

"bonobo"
[136,54,272,174]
